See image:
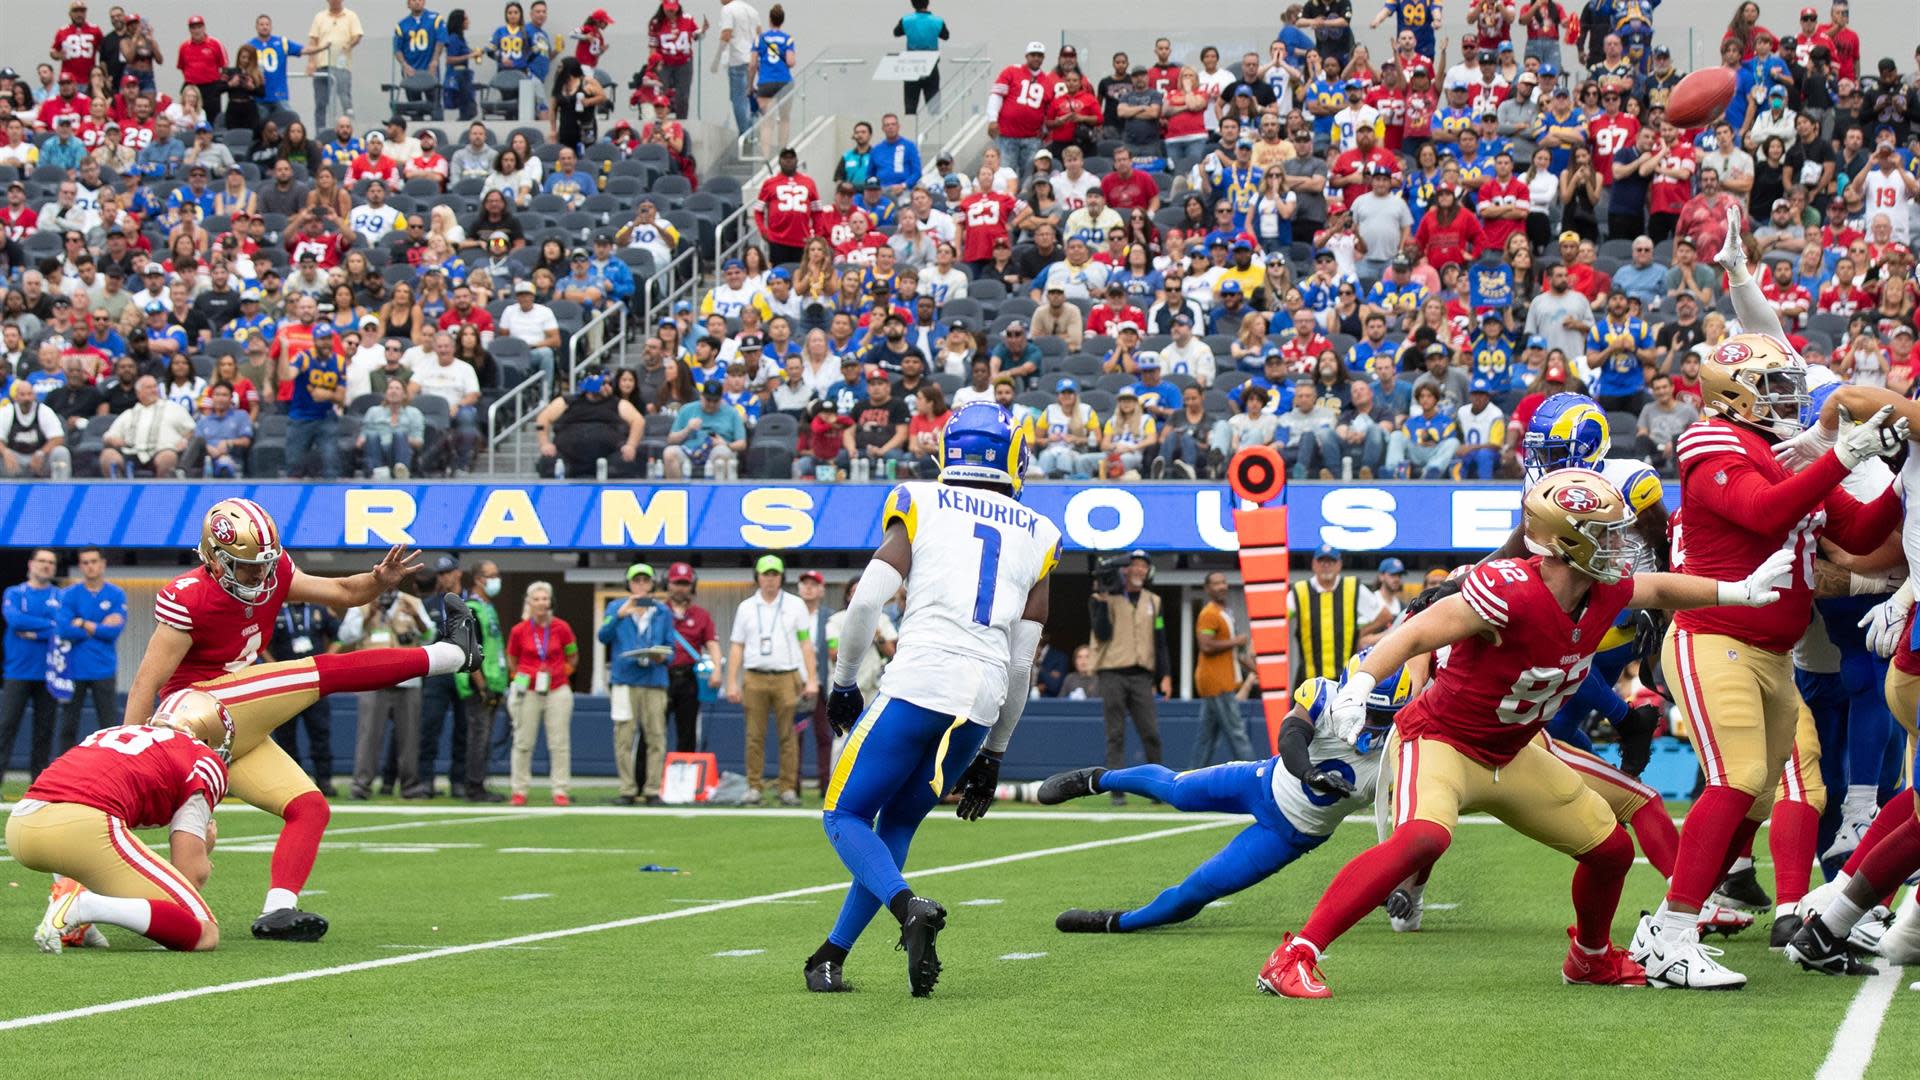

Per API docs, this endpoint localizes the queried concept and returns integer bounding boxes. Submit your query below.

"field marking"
[712,949,766,958]
[1813,888,1917,1080]
[217,814,524,846]
[960,899,1003,906]
[500,893,553,902]
[998,952,1048,961]
[665,898,818,906]
[0,818,1234,1032]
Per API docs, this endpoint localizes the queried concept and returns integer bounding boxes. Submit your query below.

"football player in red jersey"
[11,689,234,953]
[1626,207,1908,990]
[1259,469,1797,999]
[119,497,480,943]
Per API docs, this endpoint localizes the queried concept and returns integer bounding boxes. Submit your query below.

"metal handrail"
[565,302,629,390]
[643,245,699,328]
[484,368,552,476]
[730,57,868,168]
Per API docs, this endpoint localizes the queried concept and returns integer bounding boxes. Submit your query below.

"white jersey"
[876,481,1063,724]
[1269,677,1382,836]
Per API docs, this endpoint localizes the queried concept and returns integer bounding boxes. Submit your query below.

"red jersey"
[0,206,37,243]
[1399,557,1636,767]
[52,23,106,84]
[176,38,230,86]
[1414,208,1484,271]
[1759,276,1812,329]
[1477,176,1528,252]
[25,725,228,829]
[347,153,401,186]
[1820,23,1859,80]
[648,15,700,65]
[1588,113,1640,183]
[35,94,90,130]
[1817,283,1872,315]
[154,552,297,693]
[957,191,1018,262]
[1280,333,1332,373]
[1672,415,1899,653]
[286,230,352,269]
[1367,85,1409,149]
[991,65,1055,139]
[439,305,496,334]
[1147,63,1180,96]
[816,206,868,254]
[1648,144,1695,216]
[1332,147,1400,204]
[1046,89,1097,144]
[753,173,822,248]
[118,121,155,151]
[1086,302,1146,336]
[1101,169,1160,213]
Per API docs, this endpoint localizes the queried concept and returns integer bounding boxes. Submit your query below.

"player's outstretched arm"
[287,545,423,609]
[825,525,913,735]
[1713,204,1785,341]
[123,624,193,727]
[1326,595,1489,743]
[1631,546,1795,611]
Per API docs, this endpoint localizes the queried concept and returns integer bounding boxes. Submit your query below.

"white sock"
[1294,936,1323,961]
[1572,936,1607,957]
[1843,786,1878,815]
[1820,894,1866,935]
[1775,902,1797,919]
[69,892,153,934]
[1658,906,1697,938]
[1831,871,1853,894]
[263,887,299,914]
[425,642,466,676]
[1727,856,1754,874]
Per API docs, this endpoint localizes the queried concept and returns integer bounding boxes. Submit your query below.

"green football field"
[1,798,1912,1080]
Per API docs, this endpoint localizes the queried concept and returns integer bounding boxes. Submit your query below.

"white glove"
[1860,582,1915,659]
[1835,405,1910,470]
[1715,545,1795,607]
[1325,672,1374,747]
[1714,204,1749,283]
[1773,420,1837,471]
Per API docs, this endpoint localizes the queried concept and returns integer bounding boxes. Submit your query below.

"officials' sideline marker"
[0,819,1237,1032]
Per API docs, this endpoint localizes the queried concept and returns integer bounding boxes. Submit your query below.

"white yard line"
[215,814,524,846]
[1813,888,1916,1080]
[0,818,1234,1032]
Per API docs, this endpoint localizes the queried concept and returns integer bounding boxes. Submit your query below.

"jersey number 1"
[971,523,1002,626]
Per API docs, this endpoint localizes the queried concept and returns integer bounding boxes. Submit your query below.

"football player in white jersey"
[805,402,1064,997]
[1035,649,1413,933]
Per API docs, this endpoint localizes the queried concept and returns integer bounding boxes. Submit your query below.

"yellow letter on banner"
[345,489,419,544]
[739,488,815,548]
[600,489,690,547]
[468,489,550,545]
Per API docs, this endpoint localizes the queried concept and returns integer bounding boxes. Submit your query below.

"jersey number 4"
[970,523,1003,627]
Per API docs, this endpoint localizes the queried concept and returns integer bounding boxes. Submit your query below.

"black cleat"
[1785,917,1880,976]
[1770,912,1803,951]
[438,595,484,673]
[251,907,329,942]
[1056,908,1125,933]
[897,897,946,997]
[804,959,852,992]
[1036,767,1106,805]
[1710,865,1772,912]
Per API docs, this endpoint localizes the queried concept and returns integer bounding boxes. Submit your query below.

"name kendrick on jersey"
[935,488,1044,536]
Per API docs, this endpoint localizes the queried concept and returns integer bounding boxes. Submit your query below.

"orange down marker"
[1226,445,1290,754]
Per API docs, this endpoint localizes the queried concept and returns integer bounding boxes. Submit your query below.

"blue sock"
[1117,822,1310,931]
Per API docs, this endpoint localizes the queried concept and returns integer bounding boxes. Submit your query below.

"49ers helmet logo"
[210,516,237,545]
[1711,341,1753,365]
[1554,485,1602,513]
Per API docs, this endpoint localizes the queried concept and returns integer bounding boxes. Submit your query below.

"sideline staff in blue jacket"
[54,547,126,756]
[2,549,64,781]
[599,563,675,805]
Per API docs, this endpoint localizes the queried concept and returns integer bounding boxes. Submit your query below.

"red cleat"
[552,793,571,807]
[1257,933,1331,998]
[1561,927,1647,986]
[509,793,528,806]
[1695,903,1754,938]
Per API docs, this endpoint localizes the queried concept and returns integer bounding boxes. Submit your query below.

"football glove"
[1772,420,1837,472]
[1715,545,1795,607]
[1836,405,1909,470]
[1714,204,1750,281]
[1385,888,1418,921]
[1303,767,1356,799]
[1860,587,1914,659]
[953,752,1001,821]
[826,684,865,737]
[1614,703,1662,778]
[1325,674,1374,747]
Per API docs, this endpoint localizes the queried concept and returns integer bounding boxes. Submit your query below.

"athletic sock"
[1817,894,1867,936]
[141,899,205,951]
[1667,786,1755,911]
[807,941,850,969]
[1843,789,1917,876]
[266,790,331,907]
[1717,816,1764,882]
[425,641,466,676]
[1629,800,1679,879]
[1843,784,1879,817]
[1768,798,1821,908]
[1851,814,1920,902]
[1726,855,1754,874]
[887,888,914,924]
[1571,826,1634,950]
[69,890,154,932]
[1298,820,1449,953]
[312,649,430,694]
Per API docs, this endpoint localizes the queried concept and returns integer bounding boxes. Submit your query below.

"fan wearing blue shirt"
[1,548,63,778]
[54,547,125,755]
[249,15,306,106]
[1468,310,1518,395]
[869,113,923,193]
[824,356,870,414]
[395,1,444,76]
[1585,290,1655,412]
[488,7,534,74]
[599,563,676,805]
[1345,312,1394,374]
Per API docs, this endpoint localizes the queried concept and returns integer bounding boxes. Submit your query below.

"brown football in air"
[1664,67,1738,129]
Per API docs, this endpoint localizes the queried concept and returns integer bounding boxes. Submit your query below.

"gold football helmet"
[1697,334,1808,440]
[1522,468,1640,584]
[150,689,236,763]
[199,498,282,604]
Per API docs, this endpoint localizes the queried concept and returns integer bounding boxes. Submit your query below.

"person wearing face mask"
[458,561,510,803]
[532,368,645,479]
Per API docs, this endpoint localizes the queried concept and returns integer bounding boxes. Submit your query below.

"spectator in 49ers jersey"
[954,165,1021,275]
[990,42,1055,186]
[753,147,820,266]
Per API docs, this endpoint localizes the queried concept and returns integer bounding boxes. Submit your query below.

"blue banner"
[0,480,1583,553]
[1468,264,1514,312]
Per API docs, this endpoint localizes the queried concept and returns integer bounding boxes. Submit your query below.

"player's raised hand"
[1859,588,1913,659]
[953,752,1002,821]
[1714,204,1748,274]
[1719,545,1795,607]
[1772,417,1837,471]
[1324,689,1370,746]
[1303,767,1355,799]
[1836,405,1908,469]
[370,545,424,590]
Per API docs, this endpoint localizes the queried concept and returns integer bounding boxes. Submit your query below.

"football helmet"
[939,401,1030,497]
[150,689,236,763]
[1521,393,1611,483]
[1699,334,1808,440]
[1345,646,1414,722]
[1523,468,1640,584]
[199,497,283,605]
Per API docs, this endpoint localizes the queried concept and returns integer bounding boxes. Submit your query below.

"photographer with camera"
[1088,550,1171,804]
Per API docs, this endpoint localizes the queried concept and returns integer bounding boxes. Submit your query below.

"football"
[1664,67,1739,128]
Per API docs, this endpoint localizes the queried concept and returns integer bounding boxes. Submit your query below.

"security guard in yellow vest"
[1090,550,1171,804]
[1289,545,1392,686]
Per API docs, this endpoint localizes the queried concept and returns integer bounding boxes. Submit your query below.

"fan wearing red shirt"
[175,17,229,115]
[955,167,1021,268]
[988,45,1055,148]
[646,0,701,116]
[347,140,402,186]
[439,284,496,336]
[1477,152,1530,253]
[1146,37,1180,96]
[35,80,90,131]
[1759,261,1812,330]
[1367,68,1410,151]
[753,148,822,265]
[1046,72,1100,154]
[1817,267,1872,315]
[1587,95,1640,187]
[51,10,106,85]
[1646,124,1695,238]
[1278,308,1332,373]
[1100,148,1162,213]
[285,217,354,269]
[1413,186,1485,271]
[0,188,38,243]
[1820,6,1859,81]
[1086,284,1146,336]
[1331,132,1400,205]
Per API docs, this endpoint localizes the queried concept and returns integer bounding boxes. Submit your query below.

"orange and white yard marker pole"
[1227,445,1291,755]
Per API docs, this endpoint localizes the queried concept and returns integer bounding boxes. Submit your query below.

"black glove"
[953,752,1002,821]
[1385,888,1416,920]
[1614,703,1661,779]
[1303,767,1356,799]
[826,684,864,737]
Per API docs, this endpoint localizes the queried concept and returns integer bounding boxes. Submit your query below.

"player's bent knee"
[1718,761,1772,798]
[194,920,220,951]
[1398,819,1453,866]
[1576,826,1634,872]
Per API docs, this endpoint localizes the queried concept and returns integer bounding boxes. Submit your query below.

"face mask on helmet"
[1526,504,1641,583]
[1520,398,1610,485]
[1745,368,1810,438]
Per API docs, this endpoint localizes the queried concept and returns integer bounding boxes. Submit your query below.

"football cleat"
[1386,885,1424,933]
[1770,911,1804,951]
[34,881,84,954]
[897,897,946,998]
[1056,909,1124,933]
[251,907,329,942]
[437,595,485,673]
[1799,879,1844,922]
[1696,903,1754,938]
[1848,905,1895,954]
[804,959,852,993]
[45,878,108,951]
[1785,917,1881,976]
[1876,903,1920,963]
[1035,767,1105,805]
[1709,865,1771,912]
[1628,915,1747,990]
[1256,933,1330,999]
[1821,810,1875,864]
[1561,928,1647,987]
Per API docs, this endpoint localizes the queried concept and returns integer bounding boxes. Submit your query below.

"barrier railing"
[484,369,552,477]
[565,302,629,390]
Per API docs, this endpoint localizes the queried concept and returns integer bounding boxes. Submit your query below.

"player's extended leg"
[1787,797,1920,975]
[1767,717,1826,946]
[1110,823,1319,932]
[6,803,217,952]
[1098,760,1279,815]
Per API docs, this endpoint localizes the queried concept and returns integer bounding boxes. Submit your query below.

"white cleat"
[1822,812,1875,864]
[1799,879,1844,920]
[1696,903,1754,938]
[33,888,81,955]
[1879,903,1920,964]
[1386,885,1424,933]
[1849,905,1896,954]
[1629,915,1748,990]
